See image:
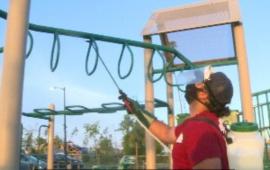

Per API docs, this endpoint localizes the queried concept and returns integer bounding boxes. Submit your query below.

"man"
[120,71,233,169]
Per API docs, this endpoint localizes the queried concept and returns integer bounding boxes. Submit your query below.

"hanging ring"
[85,39,99,76]
[25,31,33,59]
[118,44,134,79]
[153,50,165,82]
[147,49,166,83]
[164,54,184,87]
[50,33,61,72]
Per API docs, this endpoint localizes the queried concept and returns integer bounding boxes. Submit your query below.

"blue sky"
[1,0,270,147]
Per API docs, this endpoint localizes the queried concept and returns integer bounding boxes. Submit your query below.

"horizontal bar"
[253,102,270,108]
[0,9,194,68]
[22,98,168,118]
[22,112,50,120]
[153,57,237,74]
[253,89,270,96]
[24,110,84,116]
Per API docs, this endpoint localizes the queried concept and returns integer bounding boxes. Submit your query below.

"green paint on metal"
[50,33,61,72]
[22,112,50,120]
[256,95,262,129]
[0,9,194,73]
[253,89,270,96]
[252,89,270,131]
[118,44,134,79]
[1,9,237,88]
[153,57,238,74]
[231,122,259,132]
[0,31,33,57]
[265,93,270,128]
[0,9,193,87]
[85,40,99,76]
[147,49,166,83]
[25,31,33,59]
[33,108,58,115]
[22,98,168,119]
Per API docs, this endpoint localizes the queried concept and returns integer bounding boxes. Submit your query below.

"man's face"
[185,83,208,105]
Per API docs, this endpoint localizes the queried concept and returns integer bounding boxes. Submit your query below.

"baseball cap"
[204,72,233,105]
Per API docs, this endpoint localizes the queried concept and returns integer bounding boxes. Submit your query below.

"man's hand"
[119,90,134,114]
[118,90,157,128]
[123,98,134,114]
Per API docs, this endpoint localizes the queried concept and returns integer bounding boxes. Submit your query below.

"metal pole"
[47,104,55,169]
[0,0,31,169]
[52,86,68,168]
[233,23,254,122]
[160,33,175,169]
[63,87,68,169]
[143,35,156,169]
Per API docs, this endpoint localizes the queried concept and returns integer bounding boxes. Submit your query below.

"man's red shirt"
[172,111,229,169]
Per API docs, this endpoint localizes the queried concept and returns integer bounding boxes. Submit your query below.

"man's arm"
[120,94,176,144]
[193,157,221,169]
[149,120,176,144]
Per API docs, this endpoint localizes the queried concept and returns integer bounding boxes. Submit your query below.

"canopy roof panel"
[142,0,241,36]
[168,24,235,66]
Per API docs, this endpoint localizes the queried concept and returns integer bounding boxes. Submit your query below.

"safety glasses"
[176,65,213,85]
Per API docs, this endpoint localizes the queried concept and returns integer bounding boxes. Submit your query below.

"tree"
[83,122,101,165]
[118,115,164,155]
[96,129,118,165]
[22,131,35,154]
[54,135,64,151]
[70,127,79,139]
[122,119,145,155]
[83,121,100,147]
[83,122,121,166]
[118,114,135,134]
[35,137,47,154]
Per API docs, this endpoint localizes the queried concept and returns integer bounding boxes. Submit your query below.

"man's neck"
[190,100,209,116]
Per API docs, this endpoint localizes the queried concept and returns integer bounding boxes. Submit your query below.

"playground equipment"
[0,1,177,169]
[253,89,270,134]
[141,0,253,168]
[0,0,256,169]
[23,104,55,170]
[252,89,270,165]
[0,1,30,169]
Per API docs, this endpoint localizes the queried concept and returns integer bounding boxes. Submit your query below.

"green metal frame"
[0,9,238,86]
[0,8,239,119]
[253,89,270,130]
[253,89,270,165]
[0,9,193,69]
[23,98,168,120]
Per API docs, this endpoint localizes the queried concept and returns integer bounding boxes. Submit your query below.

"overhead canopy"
[142,0,241,36]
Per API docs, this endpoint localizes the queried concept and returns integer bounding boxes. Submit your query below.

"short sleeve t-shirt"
[172,111,229,169]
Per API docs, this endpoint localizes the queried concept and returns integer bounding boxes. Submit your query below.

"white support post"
[233,22,254,122]
[160,33,175,169]
[143,36,156,169]
[47,104,55,169]
[0,0,31,169]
